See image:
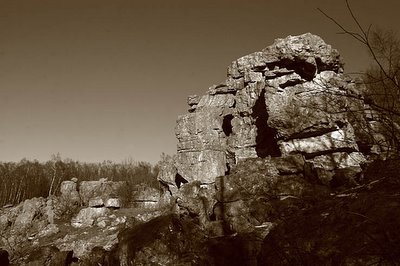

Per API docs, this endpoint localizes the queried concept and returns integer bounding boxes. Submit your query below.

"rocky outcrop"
[0,197,57,245]
[2,33,394,265]
[159,33,378,191]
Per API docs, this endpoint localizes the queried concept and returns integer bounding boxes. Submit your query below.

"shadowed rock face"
[160,33,376,189]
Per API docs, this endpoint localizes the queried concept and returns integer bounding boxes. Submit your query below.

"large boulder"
[60,178,80,205]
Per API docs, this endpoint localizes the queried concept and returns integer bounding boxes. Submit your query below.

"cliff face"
[160,33,377,189]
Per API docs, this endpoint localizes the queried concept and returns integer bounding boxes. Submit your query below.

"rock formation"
[159,33,379,190]
[2,33,396,265]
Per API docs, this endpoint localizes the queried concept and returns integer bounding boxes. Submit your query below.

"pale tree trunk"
[48,164,56,197]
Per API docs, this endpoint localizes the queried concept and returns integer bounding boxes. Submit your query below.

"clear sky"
[0,0,398,164]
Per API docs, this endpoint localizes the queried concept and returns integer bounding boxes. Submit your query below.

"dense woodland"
[0,154,160,207]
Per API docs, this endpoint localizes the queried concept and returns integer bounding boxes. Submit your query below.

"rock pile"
[159,33,379,191]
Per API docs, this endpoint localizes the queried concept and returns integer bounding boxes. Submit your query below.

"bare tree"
[318,0,400,155]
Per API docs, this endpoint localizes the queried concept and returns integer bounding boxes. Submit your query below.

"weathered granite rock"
[0,211,10,232]
[57,179,81,218]
[160,33,375,189]
[104,198,121,209]
[88,197,104,208]
[13,197,46,231]
[279,127,358,156]
[60,179,81,206]
[71,207,110,228]
[79,179,125,206]
[37,223,59,238]
[175,181,216,227]
[175,150,227,184]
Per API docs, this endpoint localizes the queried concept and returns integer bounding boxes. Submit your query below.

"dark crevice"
[222,115,234,136]
[226,149,236,167]
[356,141,373,154]
[303,147,358,159]
[278,79,303,89]
[225,164,231,176]
[287,127,339,140]
[253,65,267,72]
[211,90,237,96]
[267,59,316,81]
[335,120,346,128]
[315,57,324,73]
[316,57,341,74]
[175,173,188,189]
[209,212,216,221]
[252,89,281,158]
[132,200,158,203]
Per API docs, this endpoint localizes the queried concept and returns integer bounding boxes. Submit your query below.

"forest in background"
[0,154,160,207]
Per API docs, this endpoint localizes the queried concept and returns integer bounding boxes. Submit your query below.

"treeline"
[0,154,160,207]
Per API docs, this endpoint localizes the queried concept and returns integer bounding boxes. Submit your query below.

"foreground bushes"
[0,155,159,206]
[258,159,400,265]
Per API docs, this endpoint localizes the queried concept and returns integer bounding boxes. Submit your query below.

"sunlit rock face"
[160,33,376,189]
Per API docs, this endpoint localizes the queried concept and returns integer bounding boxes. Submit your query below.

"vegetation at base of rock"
[0,155,159,207]
[258,159,400,265]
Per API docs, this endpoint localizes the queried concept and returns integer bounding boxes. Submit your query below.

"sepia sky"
[0,0,399,164]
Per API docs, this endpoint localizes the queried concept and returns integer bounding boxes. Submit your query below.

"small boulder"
[89,197,104,208]
[105,198,121,209]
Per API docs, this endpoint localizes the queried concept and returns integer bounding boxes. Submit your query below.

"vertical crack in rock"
[251,89,282,158]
